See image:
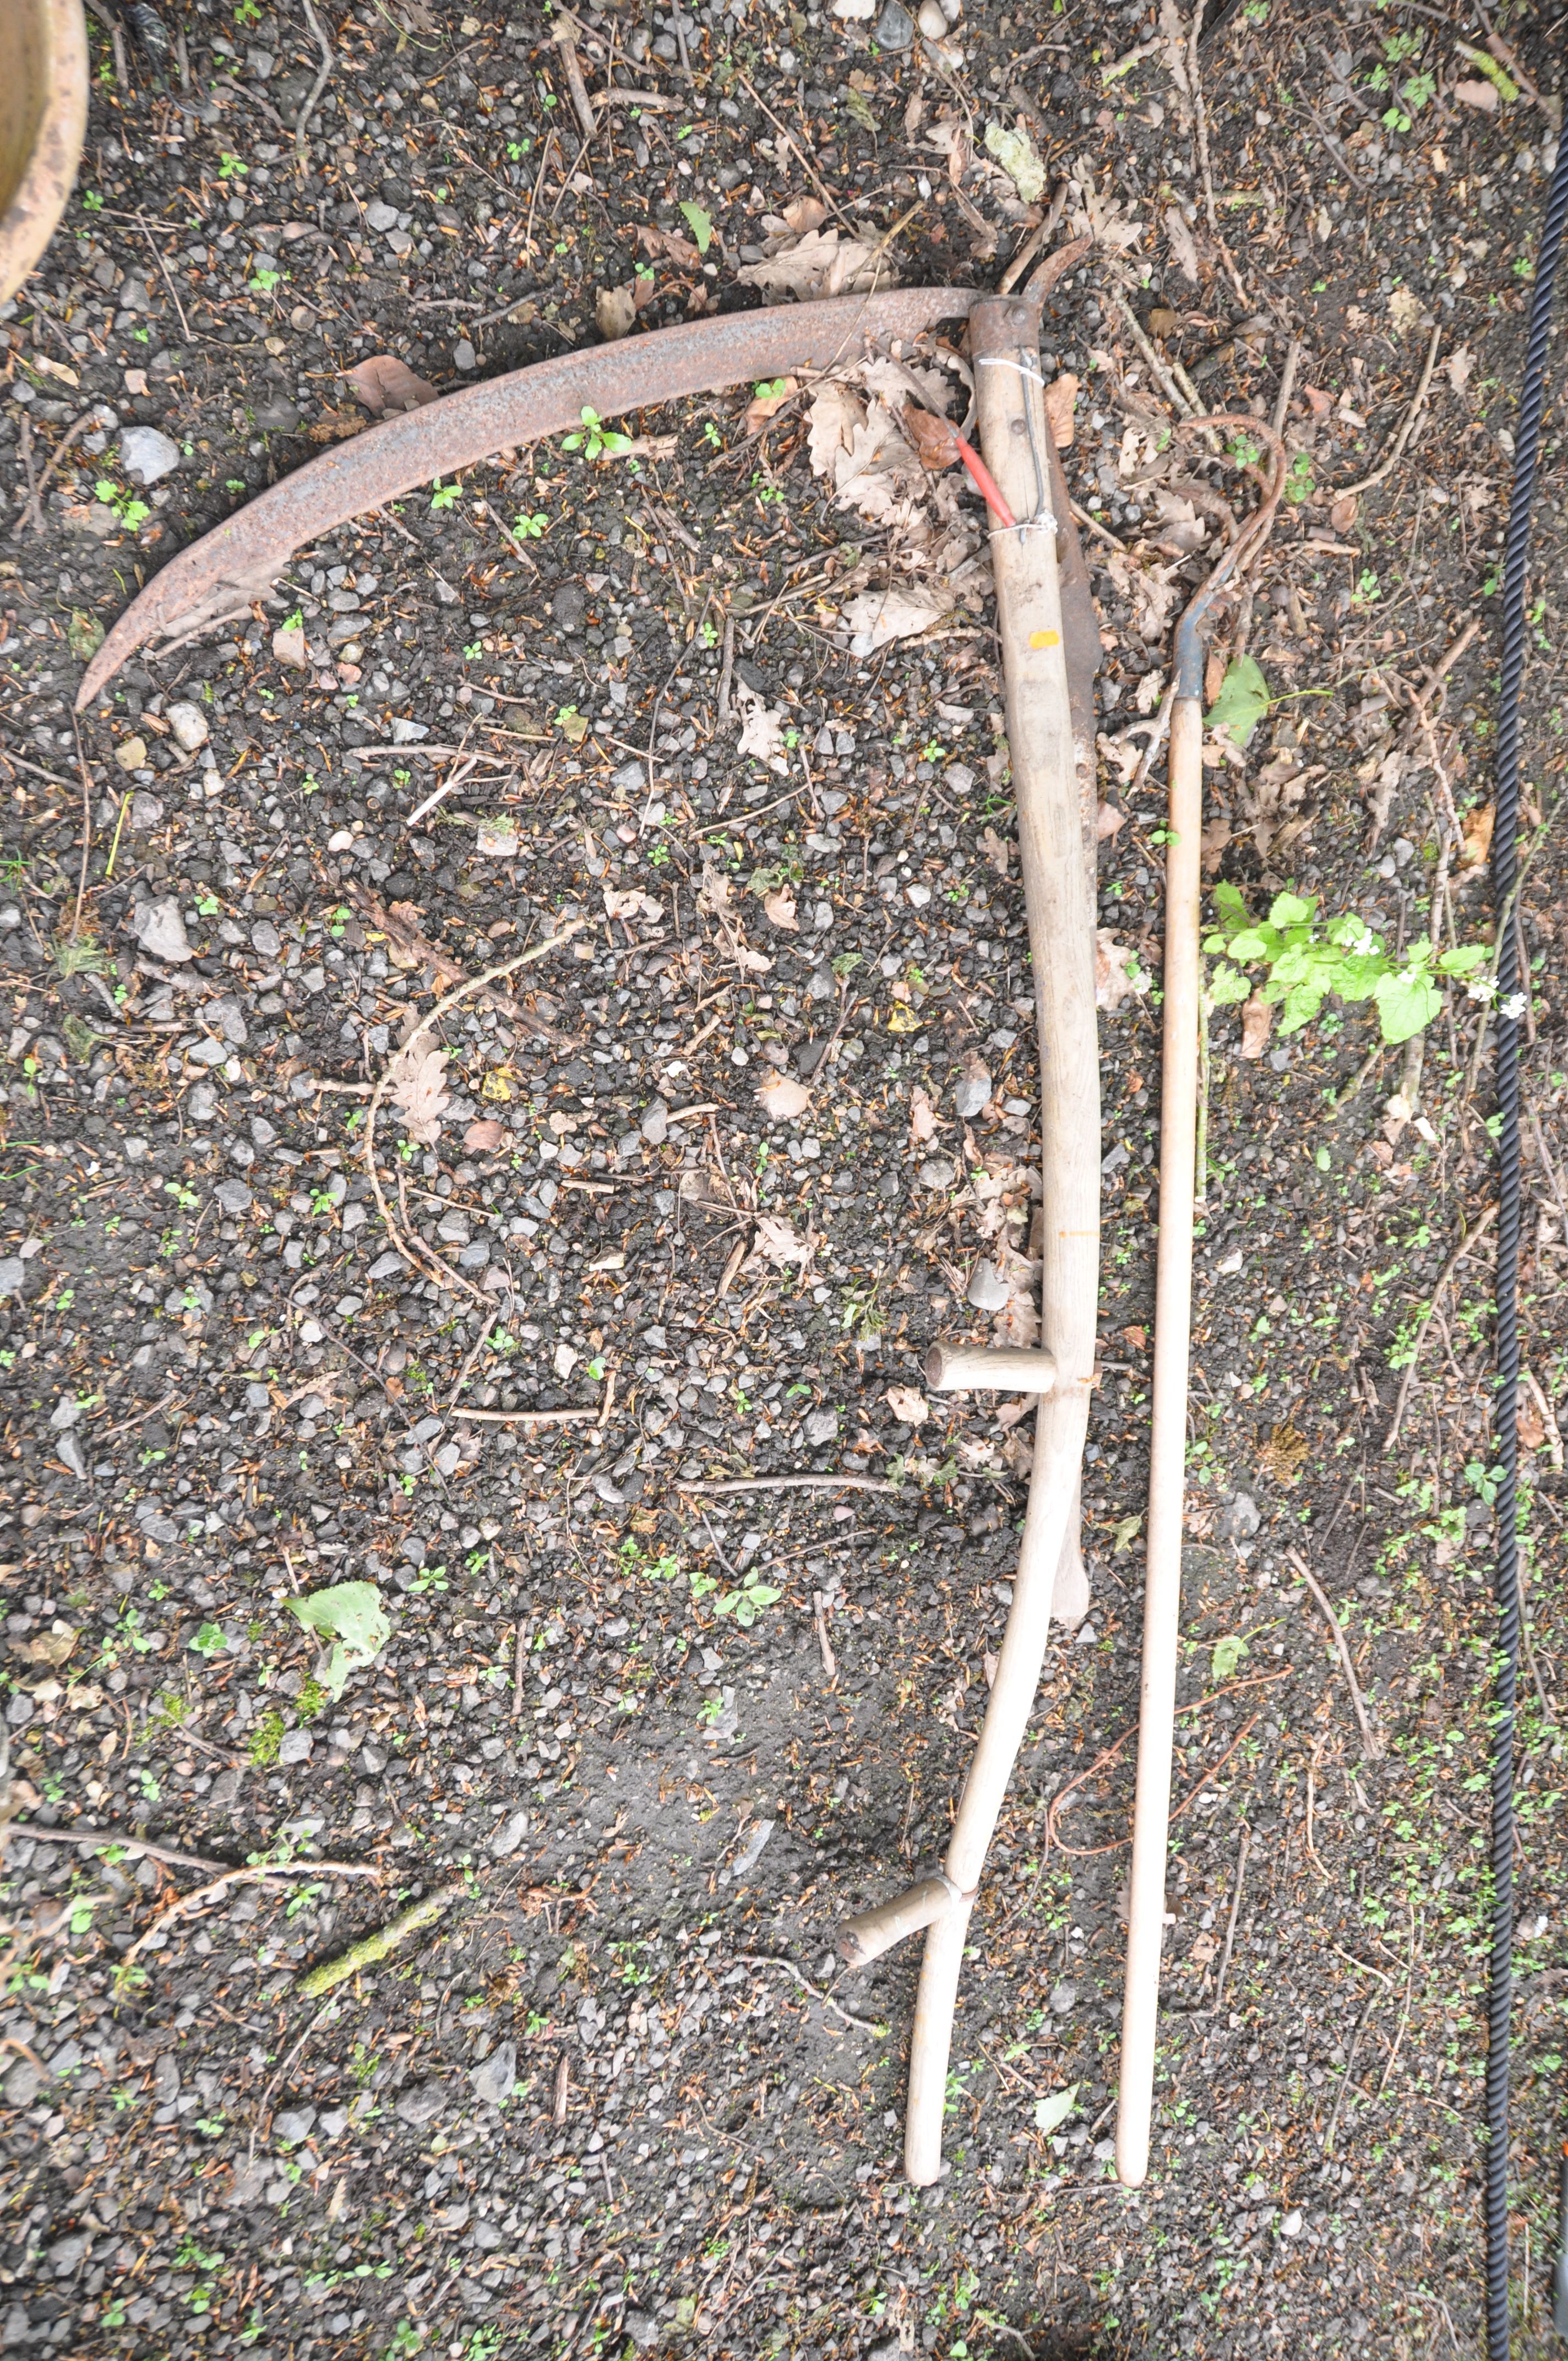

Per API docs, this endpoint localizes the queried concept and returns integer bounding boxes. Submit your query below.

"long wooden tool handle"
[902,296,1101,2189]
[1115,688,1204,2189]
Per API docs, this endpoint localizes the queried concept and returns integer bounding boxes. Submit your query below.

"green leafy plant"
[429,479,461,511]
[217,153,248,179]
[511,511,548,538]
[1211,1633,1249,1680]
[679,200,714,254]
[190,1622,228,1659]
[94,480,151,533]
[1205,884,1488,1044]
[286,1582,390,1699]
[562,406,634,463]
[248,1709,285,1766]
[1206,655,1270,748]
[711,1573,783,1629]
[1283,451,1314,505]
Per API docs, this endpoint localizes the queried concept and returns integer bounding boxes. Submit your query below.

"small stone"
[166,700,209,753]
[115,735,148,774]
[640,1098,669,1145]
[395,2080,449,2128]
[364,200,399,232]
[918,1157,956,1192]
[966,1259,1010,1312]
[804,1407,839,1447]
[470,2040,516,2108]
[132,896,193,964]
[129,792,164,829]
[1049,1981,1077,2014]
[47,2234,88,2275]
[3,2058,40,2108]
[490,1809,528,1858]
[916,0,948,32]
[274,2107,317,2146]
[624,2314,660,2352]
[954,1048,992,1119]
[188,1082,219,1123]
[1216,1491,1261,1542]
[1278,2208,1304,2238]
[276,1728,312,1765]
[453,339,477,372]
[253,396,300,433]
[119,425,181,485]
[0,1259,27,1299]
[216,1180,252,1216]
[874,0,915,47]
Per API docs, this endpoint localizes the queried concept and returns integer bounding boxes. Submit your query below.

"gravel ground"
[2,3,1566,2357]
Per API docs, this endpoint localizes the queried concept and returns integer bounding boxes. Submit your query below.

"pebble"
[873,0,916,47]
[3,2058,40,2108]
[804,1408,839,1446]
[470,2040,516,2108]
[277,1728,313,1765]
[490,1809,529,1858]
[966,1259,1010,1312]
[132,895,193,964]
[119,425,181,485]
[395,2080,448,2128]
[918,1157,956,1191]
[274,2107,317,2145]
[115,736,147,774]
[364,200,399,232]
[641,1098,670,1144]
[954,1050,993,1118]
[1216,1491,1261,1541]
[916,0,948,33]
[166,699,209,752]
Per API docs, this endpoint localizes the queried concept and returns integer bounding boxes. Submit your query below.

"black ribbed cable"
[1486,120,1568,2361]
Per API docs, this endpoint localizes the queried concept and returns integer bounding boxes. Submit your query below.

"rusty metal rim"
[0,0,89,311]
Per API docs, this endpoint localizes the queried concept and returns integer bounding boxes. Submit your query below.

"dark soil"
[1,3,1566,2358]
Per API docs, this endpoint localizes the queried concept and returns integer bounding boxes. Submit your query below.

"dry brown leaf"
[735,686,787,761]
[341,355,439,416]
[758,1071,811,1122]
[910,1086,939,1143]
[841,585,950,655]
[603,884,663,923]
[782,195,828,235]
[1445,346,1476,396]
[744,375,798,434]
[736,226,895,301]
[761,884,798,931]
[464,1118,507,1154]
[1458,800,1495,873]
[1520,1394,1547,1452]
[1239,993,1274,1060]
[1330,492,1359,533]
[1453,77,1500,112]
[1044,372,1079,450]
[1096,929,1147,1013]
[979,825,1011,877]
[633,222,703,266]
[753,1214,812,1269]
[595,285,638,342]
[11,1627,77,1668]
[1164,206,1200,284]
[697,862,733,916]
[1096,800,1127,840]
[886,1385,929,1426]
[386,1042,451,1146]
[306,406,368,443]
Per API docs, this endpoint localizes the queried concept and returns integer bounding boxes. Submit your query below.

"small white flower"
[1467,974,1499,1004]
[1348,923,1378,956]
[1501,992,1528,1022]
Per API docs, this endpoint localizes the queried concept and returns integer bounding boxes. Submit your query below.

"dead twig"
[123,1857,382,1966]
[1337,322,1442,499]
[551,13,599,144]
[8,1823,231,1875]
[362,924,586,1309]
[735,1954,885,2038]
[677,1475,901,1498]
[1210,1827,1250,2012]
[295,0,338,155]
[1287,1551,1382,1761]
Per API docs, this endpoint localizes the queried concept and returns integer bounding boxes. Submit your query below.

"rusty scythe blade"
[75,286,1099,753]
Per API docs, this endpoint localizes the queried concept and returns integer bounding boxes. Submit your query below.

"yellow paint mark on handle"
[1029,628,1061,649]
